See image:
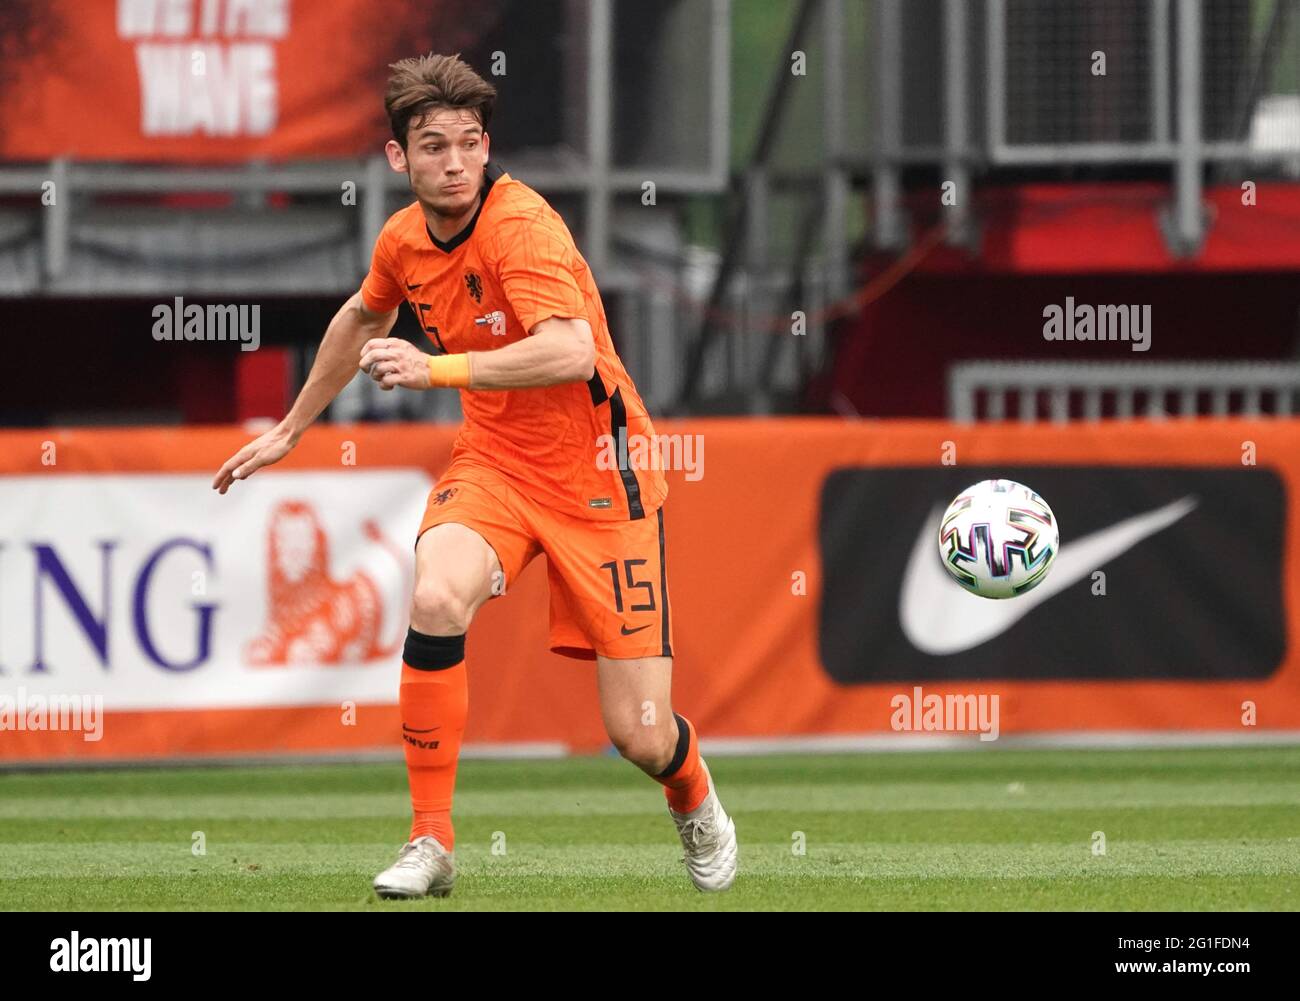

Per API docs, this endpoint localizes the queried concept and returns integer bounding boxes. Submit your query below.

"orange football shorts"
[416,459,673,661]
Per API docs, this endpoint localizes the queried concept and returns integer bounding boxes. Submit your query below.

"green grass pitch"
[1,747,1297,911]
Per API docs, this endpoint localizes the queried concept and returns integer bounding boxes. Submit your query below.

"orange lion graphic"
[244,500,408,666]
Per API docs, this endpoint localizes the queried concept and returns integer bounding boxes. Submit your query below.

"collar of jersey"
[425,161,506,254]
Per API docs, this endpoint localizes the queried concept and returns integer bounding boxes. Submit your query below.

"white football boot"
[668,762,738,891]
[373,835,455,899]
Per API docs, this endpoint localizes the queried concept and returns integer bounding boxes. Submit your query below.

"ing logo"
[244,500,407,665]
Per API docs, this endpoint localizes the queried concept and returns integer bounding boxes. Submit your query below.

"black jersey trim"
[607,387,645,520]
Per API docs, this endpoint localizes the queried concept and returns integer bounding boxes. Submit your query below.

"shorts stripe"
[657,506,672,657]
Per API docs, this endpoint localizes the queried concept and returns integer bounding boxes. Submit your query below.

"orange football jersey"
[361,162,668,521]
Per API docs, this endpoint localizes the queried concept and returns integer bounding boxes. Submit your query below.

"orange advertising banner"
[0,0,500,162]
[0,418,1296,764]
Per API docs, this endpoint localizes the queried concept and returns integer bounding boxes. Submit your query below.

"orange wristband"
[426,353,472,389]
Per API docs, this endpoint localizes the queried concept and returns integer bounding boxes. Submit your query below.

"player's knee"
[608,718,675,772]
[410,579,475,634]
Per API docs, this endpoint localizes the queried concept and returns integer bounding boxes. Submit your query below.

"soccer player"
[212,53,737,897]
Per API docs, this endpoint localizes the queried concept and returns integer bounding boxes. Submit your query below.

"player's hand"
[359,338,431,391]
[211,422,297,495]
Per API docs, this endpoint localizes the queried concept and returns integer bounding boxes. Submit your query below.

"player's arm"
[358,316,595,391]
[211,292,398,494]
[465,317,596,388]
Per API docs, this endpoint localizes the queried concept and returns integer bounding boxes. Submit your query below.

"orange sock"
[653,713,710,814]
[399,634,468,851]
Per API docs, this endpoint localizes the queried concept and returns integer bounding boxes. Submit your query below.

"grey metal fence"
[949,359,1300,422]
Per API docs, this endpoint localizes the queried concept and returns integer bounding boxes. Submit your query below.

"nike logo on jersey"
[899,495,1198,655]
[406,282,423,290]
[620,623,651,636]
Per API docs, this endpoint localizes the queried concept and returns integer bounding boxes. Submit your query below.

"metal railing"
[0,0,731,291]
[873,0,1300,256]
[949,359,1300,423]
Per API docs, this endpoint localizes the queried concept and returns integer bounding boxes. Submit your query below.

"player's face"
[398,107,489,218]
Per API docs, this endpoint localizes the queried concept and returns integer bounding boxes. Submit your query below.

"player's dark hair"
[385,53,497,149]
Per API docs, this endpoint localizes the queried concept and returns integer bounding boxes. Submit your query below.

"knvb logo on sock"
[402,725,440,750]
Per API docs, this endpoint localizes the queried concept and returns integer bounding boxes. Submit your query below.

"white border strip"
[700,730,1300,754]
[0,742,569,772]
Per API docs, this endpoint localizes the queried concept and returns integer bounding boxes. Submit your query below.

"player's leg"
[374,522,499,899]
[596,652,737,891]
[402,522,500,842]
[375,475,539,899]
[539,501,738,890]
[594,653,679,776]
[596,652,709,812]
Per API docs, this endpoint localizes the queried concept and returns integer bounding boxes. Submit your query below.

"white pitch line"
[698,730,1300,755]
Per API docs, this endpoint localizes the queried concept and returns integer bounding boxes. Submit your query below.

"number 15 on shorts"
[599,558,657,612]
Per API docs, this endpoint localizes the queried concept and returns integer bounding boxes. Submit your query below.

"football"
[937,479,1059,599]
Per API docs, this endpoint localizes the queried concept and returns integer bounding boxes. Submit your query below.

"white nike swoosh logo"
[900,495,1199,655]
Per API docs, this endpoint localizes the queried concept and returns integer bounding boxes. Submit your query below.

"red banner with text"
[0,0,501,162]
